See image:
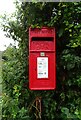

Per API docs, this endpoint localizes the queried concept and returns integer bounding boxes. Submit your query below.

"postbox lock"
[40,52,45,56]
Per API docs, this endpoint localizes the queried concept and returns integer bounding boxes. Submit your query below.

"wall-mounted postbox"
[29,27,56,90]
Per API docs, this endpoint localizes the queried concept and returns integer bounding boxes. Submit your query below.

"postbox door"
[29,52,56,90]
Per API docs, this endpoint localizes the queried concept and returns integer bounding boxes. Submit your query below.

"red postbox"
[29,27,56,90]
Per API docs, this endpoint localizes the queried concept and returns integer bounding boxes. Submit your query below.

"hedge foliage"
[2,2,81,120]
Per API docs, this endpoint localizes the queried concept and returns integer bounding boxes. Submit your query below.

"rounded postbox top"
[29,27,55,38]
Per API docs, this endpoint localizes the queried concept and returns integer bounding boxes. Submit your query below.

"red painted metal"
[29,27,56,90]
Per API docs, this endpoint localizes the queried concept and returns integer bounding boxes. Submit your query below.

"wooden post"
[36,97,42,120]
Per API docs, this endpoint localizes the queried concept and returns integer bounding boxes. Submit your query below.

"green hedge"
[2,2,81,120]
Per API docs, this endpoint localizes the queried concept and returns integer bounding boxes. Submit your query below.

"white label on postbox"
[37,57,48,78]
